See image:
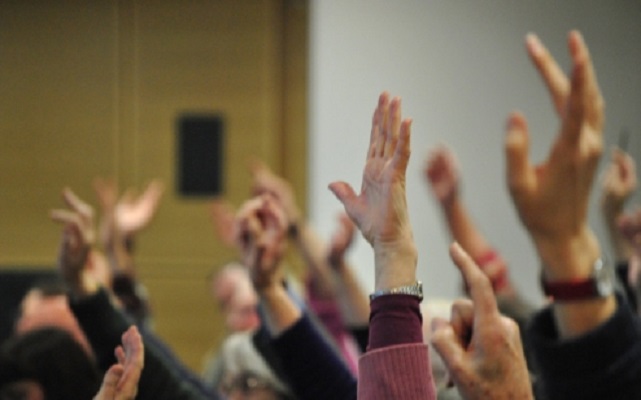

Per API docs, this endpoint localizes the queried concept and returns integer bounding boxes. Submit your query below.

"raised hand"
[425,145,460,208]
[505,31,605,281]
[327,212,356,268]
[329,92,415,291]
[431,243,533,400]
[234,194,289,290]
[50,188,97,294]
[94,326,145,400]
[602,147,637,213]
[115,180,164,237]
[251,160,302,226]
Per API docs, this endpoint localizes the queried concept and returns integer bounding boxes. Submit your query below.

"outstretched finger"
[384,96,402,158]
[391,118,412,174]
[449,242,498,318]
[62,187,94,219]
[562,31,604,143]
[569,31,604,133]
[50,209,81,226]
[526,33,569,116]
[505,112,534,197]
[375,92,390,157]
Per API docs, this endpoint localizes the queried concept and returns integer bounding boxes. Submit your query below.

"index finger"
[62,187,94,218]
[526,33,570,117]
[449,242,498,318]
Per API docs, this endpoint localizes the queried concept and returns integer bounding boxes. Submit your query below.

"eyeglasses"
[219,371,275,396]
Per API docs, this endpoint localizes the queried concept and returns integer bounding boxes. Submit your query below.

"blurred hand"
[115,180,164,237]
[94,325,144,400]
[327,212,357,268]
[431,243,532,400]
[234,194,288,291]
[251,161,301,226]
[601,147,637,214]
[425,145,460,208]
[50,188,97,292]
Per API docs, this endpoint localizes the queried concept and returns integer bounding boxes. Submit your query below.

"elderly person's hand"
[330,92,416,292]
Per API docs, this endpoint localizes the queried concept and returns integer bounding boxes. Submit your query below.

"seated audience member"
[252,162,368,372]
[50,187,220,400]
[0,324,143,400]
[600,147,638,307]
[202,262,261,390]
[504,31,641,399]
[216,331,295,400]
[233,194,357,400]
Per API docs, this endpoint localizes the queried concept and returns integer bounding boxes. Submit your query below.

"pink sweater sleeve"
[357,343,437,400]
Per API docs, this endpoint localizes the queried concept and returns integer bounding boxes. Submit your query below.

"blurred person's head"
[0,327,100,400]
[218,332,293,400]
[14,283,93,359]
[211,262,260,332]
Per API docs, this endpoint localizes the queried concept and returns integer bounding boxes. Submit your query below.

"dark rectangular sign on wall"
[177,114,224,196]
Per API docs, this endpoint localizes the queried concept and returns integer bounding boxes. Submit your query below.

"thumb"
[328,181,359,219]
[430,317,468,381]
[94,364,124,400]
[505,112,533,195]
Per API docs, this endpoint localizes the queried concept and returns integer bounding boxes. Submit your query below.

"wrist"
[441,194,461,213]
[374,238,418,291]
[533,227,600,281]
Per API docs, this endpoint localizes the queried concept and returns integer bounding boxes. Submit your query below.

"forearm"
[442,198,493,259]
[333,261,370,327]
[291,221,337,298]
[259,284,303,336]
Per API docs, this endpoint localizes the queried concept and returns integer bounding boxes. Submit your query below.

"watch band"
[541,258,614,302]
[370,281,423,302]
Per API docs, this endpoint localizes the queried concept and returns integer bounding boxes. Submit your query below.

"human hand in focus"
[50,188,98,296]
[505,31,604,280]
[94,325,145,400]
[234,194,289,291]
[329,92,416,291]
[327,213,356,269]
[251,160,301,227]
[601,147,637,214]
[431,243,532,400]
[425,145,460,208]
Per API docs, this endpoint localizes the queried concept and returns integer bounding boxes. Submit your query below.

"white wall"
[309,0,641,304]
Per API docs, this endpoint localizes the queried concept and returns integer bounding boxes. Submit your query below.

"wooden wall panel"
[0,0,308,373]
[0,1,119,264]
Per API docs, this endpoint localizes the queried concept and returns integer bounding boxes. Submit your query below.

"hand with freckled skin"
[329,92,416,292]
[431,243,533,400]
